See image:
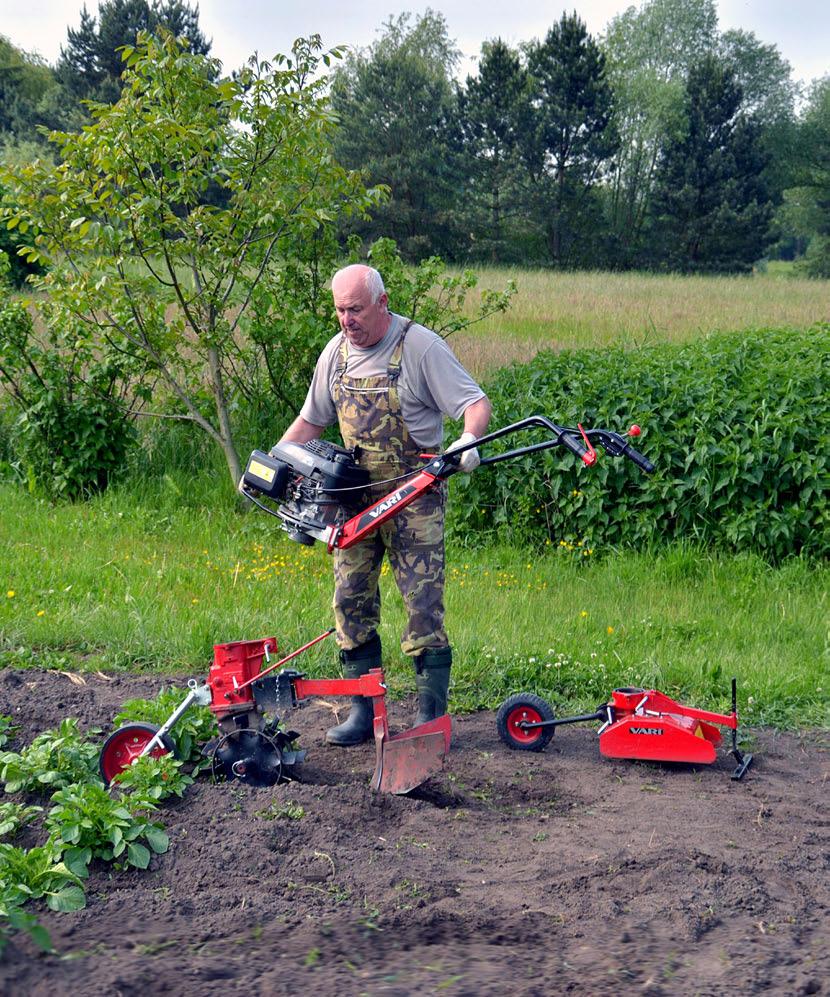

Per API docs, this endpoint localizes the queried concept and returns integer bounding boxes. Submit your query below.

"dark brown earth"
[0,668,828,997]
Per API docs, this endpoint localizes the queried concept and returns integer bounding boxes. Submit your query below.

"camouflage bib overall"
[332,321,448,656]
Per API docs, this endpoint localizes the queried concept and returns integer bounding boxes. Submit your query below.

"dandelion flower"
[580,610,588,618]
[37,609,45,617]
[607,626,614,635]
[6,591,14,598]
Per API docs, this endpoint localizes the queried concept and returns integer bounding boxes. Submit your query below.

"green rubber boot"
[413,646,452,726]
[326,636,381,747]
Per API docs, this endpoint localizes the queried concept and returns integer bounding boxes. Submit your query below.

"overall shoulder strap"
[387,319,414,382]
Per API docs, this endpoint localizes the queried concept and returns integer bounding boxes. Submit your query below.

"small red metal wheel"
[496,694,555,752]
[99,723,176,785]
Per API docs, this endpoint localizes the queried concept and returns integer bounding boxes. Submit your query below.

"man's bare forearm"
[280,416,326,444]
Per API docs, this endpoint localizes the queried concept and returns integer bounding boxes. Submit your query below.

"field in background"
[2,268,828,729]
[451,268,829,377]
[1,485,826,729]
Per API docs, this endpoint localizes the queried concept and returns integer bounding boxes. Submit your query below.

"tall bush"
[0,259,137,498]
[449,325,829,561]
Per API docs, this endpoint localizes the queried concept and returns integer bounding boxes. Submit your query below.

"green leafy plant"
[0,842,86,913]
[0,255,137,499]
[0,715,18,749]
[0,718,101,795]
[451,324,829,562]
[2,31,381,490]
[113,753,193,802]
[0,802,42,840]
[112,687,215,763]
[45,781,169,877]
[0,886,52,954]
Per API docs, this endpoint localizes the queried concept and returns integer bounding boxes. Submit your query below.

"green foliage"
[0,842,86,912]
[360,237,517,337]
[113,752,193,801]
[0,887,53,954]
[0,802,42,840]
[0,718,101,795]
[451,325,829,561]
[0,261,137,498]
[113,688,214,763]
[603,0,718,259]
[331,10,464,259]
[45,781,169,876]
[57,0,210,107]
[0,187,43,288]
[1,31,381,489]
[0,37,59,163]
[524,13,618,266]
[792,77,830,277]
[649,54,774,272]
[0,715,18,749]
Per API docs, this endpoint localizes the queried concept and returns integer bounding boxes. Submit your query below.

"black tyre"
[496,694,556,752]
[99,722,176,785]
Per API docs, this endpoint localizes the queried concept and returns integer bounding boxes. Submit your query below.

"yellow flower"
[580,610,588,618]
[6,591,14,598]
[607,626,614,635]
[36,610,45,617]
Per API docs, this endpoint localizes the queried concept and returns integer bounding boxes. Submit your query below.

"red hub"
[496,694,555,751]
[99,722,175,784]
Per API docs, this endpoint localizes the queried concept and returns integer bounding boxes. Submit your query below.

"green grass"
[1,482,826,729]
[452,268,830,378]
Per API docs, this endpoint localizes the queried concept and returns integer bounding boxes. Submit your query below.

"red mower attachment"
[497,679,753,780]
[100,629,451,794]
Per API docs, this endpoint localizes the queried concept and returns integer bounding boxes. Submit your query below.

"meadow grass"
[451,268,830,377]
[1,483,826,729]
[3,267,829,730]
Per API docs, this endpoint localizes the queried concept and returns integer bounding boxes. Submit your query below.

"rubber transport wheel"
[99,722,176,785]
[496,693,556,752]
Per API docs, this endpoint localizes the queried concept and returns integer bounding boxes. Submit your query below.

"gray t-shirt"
[299,314,485,448]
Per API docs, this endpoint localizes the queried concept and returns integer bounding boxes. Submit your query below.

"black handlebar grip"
[622,443,655,474]
[559,431,595,465]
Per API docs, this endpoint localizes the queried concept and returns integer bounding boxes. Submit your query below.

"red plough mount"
[273,670,451,795]
[100,629,451,794]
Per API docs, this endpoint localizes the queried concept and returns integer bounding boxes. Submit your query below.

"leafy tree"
[330,11,464,260]
[0,252,138,497]
[719,28,797,207]
[790,76,830,276]
[457,39,532,262]
[56,0,210,105]
[523,13,618,265]
[649,54,774,272]
[602,0,719,261]
[2,32,379,489]
[0,37,60,156]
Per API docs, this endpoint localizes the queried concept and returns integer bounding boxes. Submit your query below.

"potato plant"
[0,718,100,794]
[45,782,170,877]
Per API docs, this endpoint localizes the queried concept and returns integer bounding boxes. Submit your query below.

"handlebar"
[453,415,654,475]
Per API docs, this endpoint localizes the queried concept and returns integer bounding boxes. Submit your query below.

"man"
[280,263,491,746]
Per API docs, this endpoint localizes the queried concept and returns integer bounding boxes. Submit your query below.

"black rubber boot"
[413,646,452,726]
[326,635,382,747]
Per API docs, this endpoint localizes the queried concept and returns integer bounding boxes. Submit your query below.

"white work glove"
[447,432,481,473]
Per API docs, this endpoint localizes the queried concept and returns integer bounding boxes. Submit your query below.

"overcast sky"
[3,0,828,87]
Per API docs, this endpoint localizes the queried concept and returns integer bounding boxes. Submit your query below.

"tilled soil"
[0,667,827,996]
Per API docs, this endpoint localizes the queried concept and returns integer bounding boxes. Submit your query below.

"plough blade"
[372,714,452,795]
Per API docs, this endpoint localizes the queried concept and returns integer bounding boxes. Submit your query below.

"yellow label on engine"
[249,459,275,483]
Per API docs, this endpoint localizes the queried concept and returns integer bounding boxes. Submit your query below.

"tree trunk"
[208,345,242,489]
